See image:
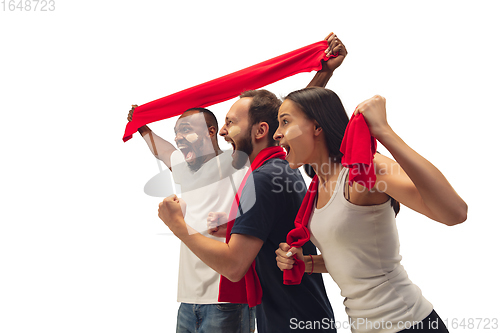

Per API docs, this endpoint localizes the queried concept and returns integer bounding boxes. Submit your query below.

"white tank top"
[309,167,433,333]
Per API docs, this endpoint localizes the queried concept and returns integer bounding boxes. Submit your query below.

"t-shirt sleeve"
[231,170,284,242]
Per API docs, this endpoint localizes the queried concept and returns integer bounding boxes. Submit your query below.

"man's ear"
[254,122,269,141]
[207,125,217,138]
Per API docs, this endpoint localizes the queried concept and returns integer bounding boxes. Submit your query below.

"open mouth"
[178,144,195,161]
[225,138,236,155]
[280,144,290,156]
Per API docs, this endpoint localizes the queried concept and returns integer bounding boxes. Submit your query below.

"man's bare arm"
[128,105,177,170]
[306,32,348,88]
[159,195,263,282]
[182,232,263,282]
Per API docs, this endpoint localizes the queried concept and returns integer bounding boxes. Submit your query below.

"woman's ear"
[313,121,323,136]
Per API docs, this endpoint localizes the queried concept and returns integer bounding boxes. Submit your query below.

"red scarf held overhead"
[218,146,286,307]
[283,113,377,285]
[123,41,336,142]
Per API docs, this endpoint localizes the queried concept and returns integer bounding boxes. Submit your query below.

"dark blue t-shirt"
[231,158,336,333]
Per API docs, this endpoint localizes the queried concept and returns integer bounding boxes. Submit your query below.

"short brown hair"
[239,90,281,146]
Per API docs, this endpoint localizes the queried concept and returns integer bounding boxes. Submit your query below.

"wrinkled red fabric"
[123,41,335,142]
[283,175,318,285]
[340,113,377,190]
[284,114,377,285]
[218,147,286,307]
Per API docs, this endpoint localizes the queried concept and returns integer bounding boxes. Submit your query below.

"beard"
[186,155,205,172]
[232,130,253,170]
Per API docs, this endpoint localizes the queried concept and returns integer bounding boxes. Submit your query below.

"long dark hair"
[285,87,349,160]
[284,87,400,216]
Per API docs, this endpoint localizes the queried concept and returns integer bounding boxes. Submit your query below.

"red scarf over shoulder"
[123,41,334,142]
[218,146,285,307]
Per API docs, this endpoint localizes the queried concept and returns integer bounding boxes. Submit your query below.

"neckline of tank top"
[314,167,348,211]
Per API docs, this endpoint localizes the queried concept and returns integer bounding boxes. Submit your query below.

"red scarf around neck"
[283,175,318,285]
[218,146,286,307]
[123,41,335,142]
[283,113,377,285]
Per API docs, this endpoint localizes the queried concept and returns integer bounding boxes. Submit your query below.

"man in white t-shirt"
[127,108,252,332]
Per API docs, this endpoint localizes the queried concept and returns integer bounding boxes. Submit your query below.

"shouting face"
[174,111,214,172]
[273,99,318,169]
[219,98,253,169]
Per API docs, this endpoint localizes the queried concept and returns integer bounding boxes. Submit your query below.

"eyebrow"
[279,113,290,119]
[174,122,191,132]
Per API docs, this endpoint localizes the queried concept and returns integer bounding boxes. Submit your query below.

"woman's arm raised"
[356,96,467,226]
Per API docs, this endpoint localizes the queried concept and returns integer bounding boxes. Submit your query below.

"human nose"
[273,127,283,141]
[219,124,228,137]
[175,131,185,142]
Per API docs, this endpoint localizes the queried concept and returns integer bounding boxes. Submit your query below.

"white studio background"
[1,1,499,332]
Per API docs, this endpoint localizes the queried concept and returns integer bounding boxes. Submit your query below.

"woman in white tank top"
[273,87,467,333]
